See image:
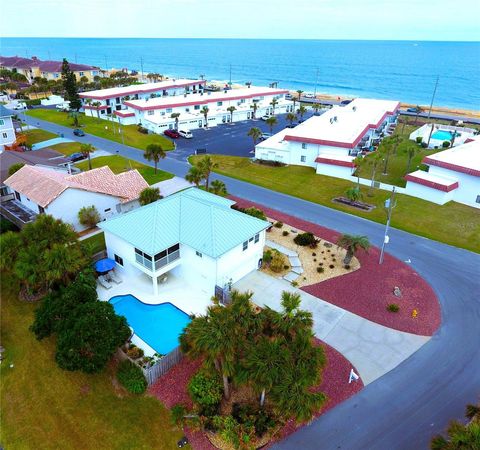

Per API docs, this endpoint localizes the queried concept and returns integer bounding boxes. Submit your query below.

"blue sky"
[1,0,479,41]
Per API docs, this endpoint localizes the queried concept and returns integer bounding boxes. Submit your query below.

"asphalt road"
[20,112,480,449]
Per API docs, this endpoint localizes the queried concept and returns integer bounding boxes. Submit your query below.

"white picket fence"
[142,346,184,385]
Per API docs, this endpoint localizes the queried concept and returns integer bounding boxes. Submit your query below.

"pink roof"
[0,55,96,72]
[315,156,355,168]
[5,165,148,208]
[404,173,459,192]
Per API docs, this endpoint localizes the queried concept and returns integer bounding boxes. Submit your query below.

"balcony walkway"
[0,199,37,228]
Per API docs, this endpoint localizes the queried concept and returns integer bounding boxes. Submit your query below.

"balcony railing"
[154,249,180,271]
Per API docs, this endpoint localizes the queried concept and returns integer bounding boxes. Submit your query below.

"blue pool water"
[110,295,191,355]
[431,130,454,141]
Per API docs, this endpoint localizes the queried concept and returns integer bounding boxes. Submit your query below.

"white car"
[260,115,271,121]
[12,102,26,110]
[178,130,193,139]
[304,93,315,99]
[56,102,70,111]
[260,133,272,140]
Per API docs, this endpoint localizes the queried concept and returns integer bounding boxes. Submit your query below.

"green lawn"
[82,232,106,254]
[76,155,174,185]
[190,154,480,253]
[0,274,182,449]
[26,109,175,152]
[23,128,56,146]
[49,141,84,156]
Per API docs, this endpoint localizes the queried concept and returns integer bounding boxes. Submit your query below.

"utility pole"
[313,68,319,97]
[426,76,439,148]
[118,116,125,146]
[229,64,232,86]
[140,56,144,82]
[379,187,396,264]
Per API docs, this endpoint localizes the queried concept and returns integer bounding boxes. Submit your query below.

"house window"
[185,108,190,112]
[53,73,59,78]
[38,205,45,214]
[135,248,153,270]
[114,254,124,266]
[166,108,172,113]
[243,241,248,251]
[106,99,110,106]
[301,155,306,162]
[254,233,259,243]
[104,208,111,212]
[476,195,480,204]
[194,105,200,110]
[148,110,154,116]
[14,191,21,201]
[79,71,84,76]
[217,101,223,106]
[196,251,202,257]
[153,243,180,270]
[2,132,7,139]
[301,143,307,149]
[0,119,4,125]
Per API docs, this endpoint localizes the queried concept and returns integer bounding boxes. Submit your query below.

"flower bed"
[231,196,441,336]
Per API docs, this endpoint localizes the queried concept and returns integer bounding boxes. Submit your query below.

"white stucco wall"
[404,181,454,205]
[315,163,354,179]
[0,115,15,151]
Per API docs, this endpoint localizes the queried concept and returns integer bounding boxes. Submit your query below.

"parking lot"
[167,111,317,161]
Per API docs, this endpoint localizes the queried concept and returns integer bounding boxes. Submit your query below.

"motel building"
[404,138,480,208]
[120,86,294,132]
[255,98,399,179]
[80,78,206,121]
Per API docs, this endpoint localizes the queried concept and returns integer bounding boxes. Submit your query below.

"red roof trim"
[114,110,135,118]
[125,89,289,111]
[284,103,400,149]
[423,156,480,177]
[79,80,207,100]
[315,157,355,168]
[404,174,459,192]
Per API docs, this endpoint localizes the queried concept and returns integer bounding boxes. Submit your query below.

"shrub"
[137,125,149,134]
[270,251,287,273]
[313,258,317,262]
[126,345,144,359]
[139,187,162,206]
[274,221,283,228]
[188,371,223,415]
[8,162,25,176]
[116,359,147,394]
[293,232,316,246]
[416,136,423,144]
[442,140,451,148]
[329,264,335,269]
[231,403,277,438]
[283,264,289,270]
[344,264,351,270]
[263,249,273,265]
[25,98,42,106]
[282,230,289,236]
[317,267,324,273]
[171,404,188,427]
[312,252,316,256]
[78,205,100,228]
[387,303,400,313]
[421,142,428,148]
[243,207,267,221]
[0,217,18,234]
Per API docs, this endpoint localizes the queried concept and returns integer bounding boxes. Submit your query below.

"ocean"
[1,38,479,111]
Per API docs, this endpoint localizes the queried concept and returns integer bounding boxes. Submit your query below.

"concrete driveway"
[234,271,429,385]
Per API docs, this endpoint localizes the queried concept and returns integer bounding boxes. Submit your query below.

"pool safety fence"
[142,346,184,385]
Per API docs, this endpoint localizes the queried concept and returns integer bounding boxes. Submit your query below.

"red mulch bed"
[231,196,441,336]
[149,340,363,449]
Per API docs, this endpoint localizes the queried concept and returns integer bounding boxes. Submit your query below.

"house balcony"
[0,199,37,228]
[134,244,181,277]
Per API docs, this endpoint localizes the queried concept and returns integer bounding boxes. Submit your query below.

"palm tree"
[270,98,278,115]
[368,152,383,196]
[247,127,262,146]
[143,143,166,174]
[345,186,362,204]
[171,112,181,130]
[92,101,102,122]
[312,103,321,115]
[210,179,227,196]
[139,187,161,206]
[200,106,209,128]
[296,90,304,103]
[353,155,364,188]
[273,291,313,340]
[265,116,278,134]
[251,102,259,119]
[185,165,204,187]
[79,143,95,170]
[431,421,480,450]
[226,106,236,123]
[297,105,307,121]
[414,105,424,125]
[286,113,297,126]
[336,234,370,265]
[405,145,418,173]
[197,155,218,191]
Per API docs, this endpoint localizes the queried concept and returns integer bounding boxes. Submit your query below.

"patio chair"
[109,270,122,284]
[160,274,168,284]
[98,275,112,290]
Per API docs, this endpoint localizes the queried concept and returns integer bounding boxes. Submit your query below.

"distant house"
[0,105,16,152]
[3,165,148,230]
[255,98,399,180]
[99,188,270,298]
[0,55,100,83]
[405,138,480,208]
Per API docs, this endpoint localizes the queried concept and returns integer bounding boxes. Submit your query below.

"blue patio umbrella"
[95,258,116,273]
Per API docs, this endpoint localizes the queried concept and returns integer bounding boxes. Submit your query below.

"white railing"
[154,249,180,271]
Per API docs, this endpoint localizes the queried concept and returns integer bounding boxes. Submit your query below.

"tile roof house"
[99,188,270,297]
[3,165,148,230]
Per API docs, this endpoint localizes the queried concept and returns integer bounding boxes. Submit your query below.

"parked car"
[12,102,26,110]
[73,128,85,136]
[260,115,270,121]
[178,130,193,139]
[68,152,86,162]
[56,102,70,111]
[164,129,180,138]
[260,132,273,140]
[304,93,315,99]
[407,107,421,113]
[285,123,297,128]
[341,99,353,105]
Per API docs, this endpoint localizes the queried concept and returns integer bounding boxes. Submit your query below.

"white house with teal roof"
[98,188,270,305]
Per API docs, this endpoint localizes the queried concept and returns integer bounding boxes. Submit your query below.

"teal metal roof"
[99,188,269,258]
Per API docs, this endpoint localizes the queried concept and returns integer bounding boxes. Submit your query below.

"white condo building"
[121,86,293,132]
[255,98,400,179]
[0,105,16,152]
[80,79,206,120]
[404,138,480,208]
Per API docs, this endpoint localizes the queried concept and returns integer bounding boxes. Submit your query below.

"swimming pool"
[110,295,191,355]
[431,130,453,141]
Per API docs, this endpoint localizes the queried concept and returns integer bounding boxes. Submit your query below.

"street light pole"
[379,187,396,264]
[426,76,439,148]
